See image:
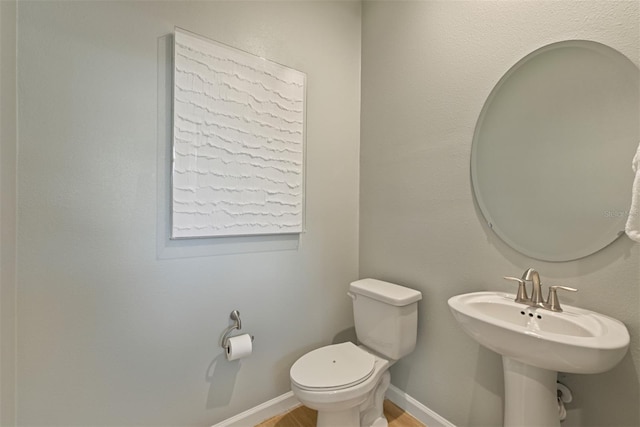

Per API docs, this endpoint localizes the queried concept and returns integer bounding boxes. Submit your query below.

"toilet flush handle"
[347,291,357,300]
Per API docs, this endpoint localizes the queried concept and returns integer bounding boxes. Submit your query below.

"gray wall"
[16,1,361,425]
[9,1,640,426]
[1,0,17,425]
[360,1,640,426]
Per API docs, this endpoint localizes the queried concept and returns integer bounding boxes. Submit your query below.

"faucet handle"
[503,276,529,303]
[546,286,577,312]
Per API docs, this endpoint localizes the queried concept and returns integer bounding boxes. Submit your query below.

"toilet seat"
[290,342,375,391]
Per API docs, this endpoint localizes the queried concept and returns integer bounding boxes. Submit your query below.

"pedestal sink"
[448,291,630,427]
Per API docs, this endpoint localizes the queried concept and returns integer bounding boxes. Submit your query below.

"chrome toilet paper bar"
[220,310,254,351]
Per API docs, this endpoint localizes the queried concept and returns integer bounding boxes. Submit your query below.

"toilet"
[290,278,422,427]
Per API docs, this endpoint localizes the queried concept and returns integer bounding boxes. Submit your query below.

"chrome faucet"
[504,268,577,312]
[523,268,544,307]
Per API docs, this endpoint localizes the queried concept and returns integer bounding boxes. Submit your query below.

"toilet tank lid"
[349,278,422,306]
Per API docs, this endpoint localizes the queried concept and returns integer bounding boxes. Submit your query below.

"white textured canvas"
[171,28,306,238]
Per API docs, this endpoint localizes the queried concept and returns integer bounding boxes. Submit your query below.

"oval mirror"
[471,40,640,261]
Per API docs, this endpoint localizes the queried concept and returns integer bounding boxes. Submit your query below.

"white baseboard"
[211,386,455,427]
[385,384,456,427]
[211,391,300,427]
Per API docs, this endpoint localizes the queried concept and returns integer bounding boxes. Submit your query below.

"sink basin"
[448,291,630,374]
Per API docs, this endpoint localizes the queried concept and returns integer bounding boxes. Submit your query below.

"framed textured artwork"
[171,28,306,238]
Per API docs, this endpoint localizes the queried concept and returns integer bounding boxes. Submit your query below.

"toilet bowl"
[290,342,391,427]
[290,279,422,427]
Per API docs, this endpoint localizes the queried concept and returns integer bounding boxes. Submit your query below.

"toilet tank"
[349,278,422,361]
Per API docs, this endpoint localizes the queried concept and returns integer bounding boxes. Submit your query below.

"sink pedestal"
[502,357,559,427]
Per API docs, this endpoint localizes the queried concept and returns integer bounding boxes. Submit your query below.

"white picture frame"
[171,28,306,238]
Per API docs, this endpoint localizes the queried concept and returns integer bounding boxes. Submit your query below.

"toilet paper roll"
[226,334,253,361]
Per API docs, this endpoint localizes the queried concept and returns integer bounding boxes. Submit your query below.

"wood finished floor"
[256,399,425,427]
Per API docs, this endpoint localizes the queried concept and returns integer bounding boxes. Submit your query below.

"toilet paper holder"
[220,310,254,351]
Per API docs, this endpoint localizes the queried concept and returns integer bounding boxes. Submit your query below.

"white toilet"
[290,278,422,427]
